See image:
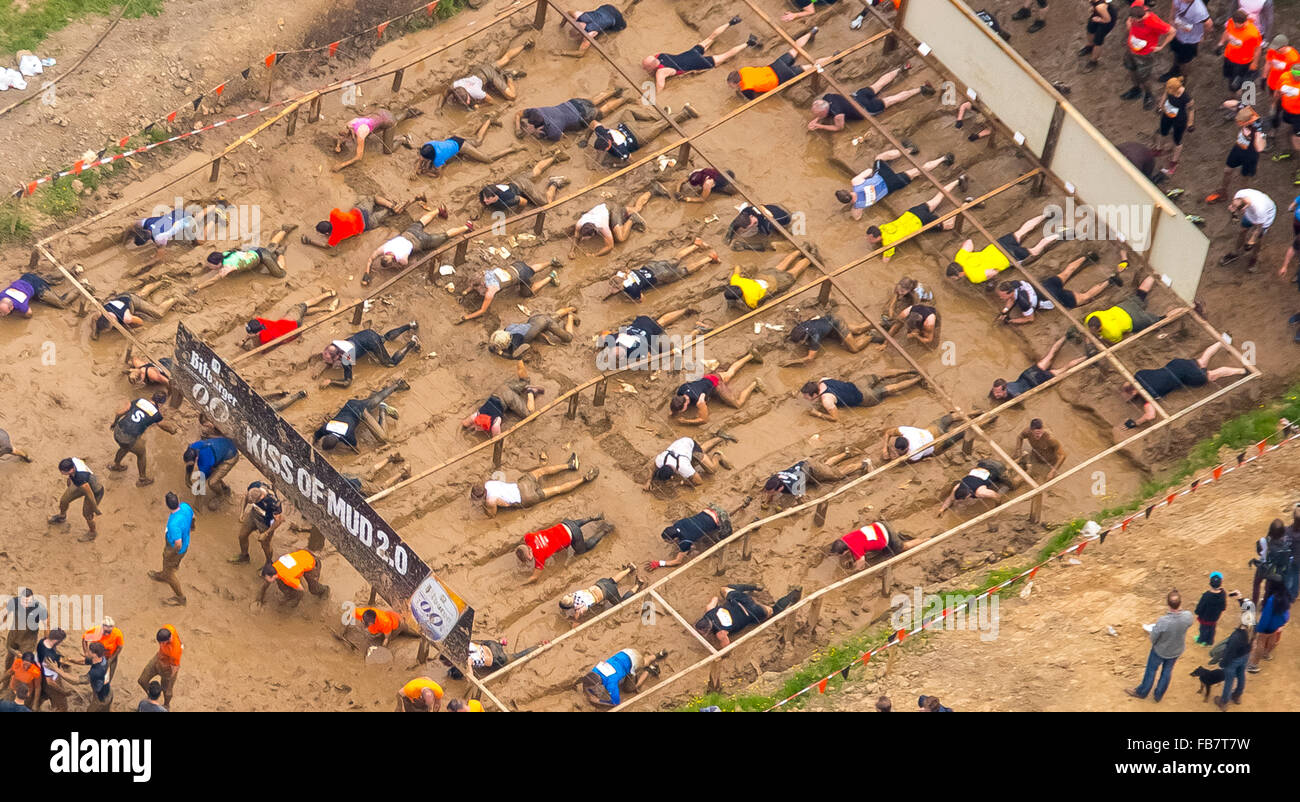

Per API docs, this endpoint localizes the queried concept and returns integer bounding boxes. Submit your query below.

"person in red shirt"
[1219,10,1263,95]
[516,514,613,584]
[829,521,929,570]
[239,291,337,351]
[1122,3,1175,109]
[301,195,410,248]
[137,626,181,708]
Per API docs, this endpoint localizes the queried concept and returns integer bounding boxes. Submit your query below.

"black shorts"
[1167,357,1208,388]
[1087,19,1117,47]
[854,87,886,115]
[1226,145,1259,176]
[1042,275,1078,309]
[1169,38,1197,65]
[1283,109,1300,134]
[661,45,714,73]
[511,260,537,285]
[1159,114,1187,145]
[1223,58,1253,83]
[770,53,800,84]
[570,97,600,124]
[875,160,911,193]
[594,577,622,603]
[996,232,1031,261]
[19,272,50,297]
[907,203,937,227]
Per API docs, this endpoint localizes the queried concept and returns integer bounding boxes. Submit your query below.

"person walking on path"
[1125,589,1194,702]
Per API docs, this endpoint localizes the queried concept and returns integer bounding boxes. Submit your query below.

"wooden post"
[566,393,579,419]
[533,210,546,237]
[264,63,275,103]
[817,279,833,306]
[593,379,608,407]
[208,157,221,182]
[533,0,548,29]
[677,140,691,165]
[953,211,965,235]
[713,542,728,576]
[285,106,299,138]
[781,611,797,643]
[961,434,974,457]
[492,438,504,468]
[308,95,322,123]
[813,500,829,528]
[28,249,40,269]
[707,659,723,692]
[367,587,377,606]
[881,565,892,596]
[391,69,405,94]
[741,531,752,561]
[454,239,469,265]
[807,598,824,635]
[1029,494,1043,524]
[416,637,430,665]
[351,303,364,326]
[882,33,898,55]
[1038,103,1066,173]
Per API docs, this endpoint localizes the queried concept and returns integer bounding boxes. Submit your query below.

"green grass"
[0,0,164,57]
[685,381,1300,711]
[0,201,32,243]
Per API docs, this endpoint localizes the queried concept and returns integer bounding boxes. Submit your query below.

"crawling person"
[989,334,1089,401]
[938,459,1013,514]
[571,192,652,256]
[488,308,576,359]
[695,583,803,646]
[557,3,633,57]
[460,257,564,321]
[48,458,105,542]
[195,224,296,290]
[124,352,173,391]
[723,252,813,310]
[238,292,336,351]
[993,279,1054,326]
[882,412,970,462]
[446,639,544,678]
[882,301,940,348]
[123,204,228,259]
[675,167,737,202]
[727,27,830,99]
[471,453,600,516]
[460,368,545,436]
[559,565,643,626]
[724,203,792,251]
[333,107,423,171]
[90,282,178,341]
[1084,275,1163,343]
[669,349,765,425]
[946,212,1063,286]
[586,105,699,164]
[643,16,753,93]
[597,306,699,367]
[317,322,421,388]
[866,177,966,262]
[515,88,630,141]
[809,64,936,132]
[836,151,955,220]
[517,514,614,584]
[1014,418,1067,479]
[1121,342,1247,428]
[312,379,411,453]
[1039,250,1120,311]
[580,648,668,707]
[0,272,71,318]
[830,520,929,570]
[0,428,32,463]
[781,313,878,366]
[884,276,934,321]
[302,196,411,249]
[607,239,718,302]
[645,433,734,490]
[416,117,524,176]
[361,209,472,286]
[476,171,572,218]
[761,450,871,507]
[645,499,750,571]
[801,371,924,421]
[442,37,535,109]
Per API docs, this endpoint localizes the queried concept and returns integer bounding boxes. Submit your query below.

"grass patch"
[0,0,164,57]
[0,201,32,244]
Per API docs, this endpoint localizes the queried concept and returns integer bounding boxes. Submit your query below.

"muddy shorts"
[403,224,446,253]
[472,61,511,97]
[645,260,690,284]
[1041,275,1077,308]
[0,428,11,454]
[874,160,910,192]
[609,203,629,228]
[511,260,537,286]
[770,53,800,84]
[762,271,797,296]
[996,233,1031,262]
[594,577,622,604]
[570,97,601,124]
[976,459,1007,485]
[1123,50,1155,82]
[1117,295,1160,331]
[512,176,548,207]
[517,474,546,507]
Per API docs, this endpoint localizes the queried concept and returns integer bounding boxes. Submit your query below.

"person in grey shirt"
[1162,0,1212,80]
[1126,590,1195,702]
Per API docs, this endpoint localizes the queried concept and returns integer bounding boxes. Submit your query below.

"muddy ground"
[0,0,1266,711]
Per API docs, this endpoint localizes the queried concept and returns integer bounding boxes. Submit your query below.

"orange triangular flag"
[817,678,828,694]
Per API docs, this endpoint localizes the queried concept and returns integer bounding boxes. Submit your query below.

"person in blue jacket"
[580,648,668,707]
[182,437,239,506]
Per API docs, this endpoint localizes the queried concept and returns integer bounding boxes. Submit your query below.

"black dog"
[1190,666,1226,700]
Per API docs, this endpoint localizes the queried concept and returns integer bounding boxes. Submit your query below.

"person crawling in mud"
[470,453,599,516]
[989,334,1090,401]
[570,192,652,257]
[0,272,71,318]
[722,252,813,310]
[415,117,524,177]
[642,16,754,93]
[90,282,178,341]
[516,514,613,584]
[460,369,545,436]
[557,3,633,57]
[361,209,472,287]
[194,224,295,290]
[946,212,1062,286]
[724,203,791,251]
[800,371,924,421]
[333,107,422,171]
[645,434,734,491]
[238,292,337,351]
[441,38,534,109]
[1121,341,1247,428]
[881,301,940,348]
[317,322,421,389]
[559,565,642,626]
[694,583,803,647]
[460,258,564,322]
[581,648,668,707]
[727,28,829,100]
[585,105,699,164]
[487,308,575,359]
[645,499,750,571]
[444,639,543,678]
[781,313,878,366]
[807,63,935,132]
[311,380,410,453]
[882,412,970,462]
[675,167,737,202]
[830,520,928,570]
[866,177,966,262]
[515,89,630,141]
[605,239,718,302]
[302,196,411,249]
[836,151,954,220]
[124,352,171,390]
[0,428,32,463]
[123,203,228,257]
[938,459,1014,515]
[597,306,700,367]
[476,175,571,217]
[760,451,871,508]
[669,349,764,425]
[1015,418,1067,479]
[884,276,934,320]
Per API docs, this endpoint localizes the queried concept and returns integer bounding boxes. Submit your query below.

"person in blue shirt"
[182,437,240,506]
[834,151,954,221]
[580,648,667,707]
[415,117,522,177]
[149,492,194,605]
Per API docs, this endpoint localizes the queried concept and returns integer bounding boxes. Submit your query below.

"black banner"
[172,323,471,663]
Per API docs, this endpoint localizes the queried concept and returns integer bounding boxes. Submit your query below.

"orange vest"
[1280,73,1300,114]
[1223,20,1261,65]
[273,550,316,589]
[1267,47,1300,90]
[354,607,403,635]
[8,657,39,693]
[401,677,444,701]
[83,625,124,658]
[158,625,183,667]
[737,66,779,94]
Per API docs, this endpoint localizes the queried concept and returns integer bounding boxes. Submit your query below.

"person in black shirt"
[84,641,114,712]
[460,371,546,436]
[695,583,803,646]
[318,323,421,389]
[646,499,751,571]
[606,240,718,302]
[801,371,923,421]
[724,203,792,250]
[808,64,935,132]
[233,482,286,565]
[990,334,1088,402]
[938,459,1012,514]
[1216,614,1253,710]
[558,3,632,57]
[50,457,105,541]
[1154,76,1194,175]
[1194,571,1232,645]
[597,307,698,369]
[884,303,941,348]
[642,17,753,93]
[108,391,177,485]
[1121,342,1246,427]
[137,679,168,712]
[669,349,764,424]
[313,379,410,452]
[36,629,71,712]
[782,314,877,366]
[586,105,699,164]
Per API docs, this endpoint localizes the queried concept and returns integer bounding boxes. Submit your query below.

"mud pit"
[0,0,1254,711]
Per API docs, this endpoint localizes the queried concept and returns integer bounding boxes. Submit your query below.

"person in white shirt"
[361,208,471,286]
[1223,188,1277,269]
[882,412,970,463]
[571,192,652,256]
[441,38,535,108]
[471,453,600,516]
[644,434,734,490]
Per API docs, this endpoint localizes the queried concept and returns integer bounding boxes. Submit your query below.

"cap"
[1272,34,1289,50]
[102,616,115,628]
[1209,571,1223,588]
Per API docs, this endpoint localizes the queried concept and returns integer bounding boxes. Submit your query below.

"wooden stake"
[208,157,221,182]
[566,394,579,419]
[533,210,546,237]
[807,598,824,635]
[1029,493,1043,524]
[285,106,299,138]
[454,239,469,265]
[533,0,548,29]
[707,659,723,692]
[593,379,607,407]
[492,439,504,468]
[817,280,832,306]
[351,302,364,326]
[308,95,322,123]
[416,637,430,664]
[813,500,829,528]
[391,69,405,94]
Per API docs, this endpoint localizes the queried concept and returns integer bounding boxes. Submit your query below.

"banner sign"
[172,323,471,662]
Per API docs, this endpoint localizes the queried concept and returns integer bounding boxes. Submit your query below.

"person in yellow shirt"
[865,176,965,262]
[1084,275,1162,343]
[396,677,444,712]
[447,697,486,711]
[946,212,1062,285]
[722,253,812,310]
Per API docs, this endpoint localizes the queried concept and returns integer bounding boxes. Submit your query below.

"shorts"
[1020,365,1053,388]
[975,458,1006,484]
[1042,275,1077,308]
[19,272,51,297]
[1123,50,1155,82]
[833,382,865,408]
[645,259,690,284]
[1293,216,1300,236]
[1169,38,1197,64]
[875,160,911,193]
[510,260,537,286]
[854,87,886,115]
[764,271,797,296]
[662,45,714,74]
[1223,58,1253,83]
[594,577,622,603]
[1117,296,1160,331]
[1087,19,1117,47]
[770,52,800,84]
[1284,110,1300,135]
[1241,215,1272,234]
[1167,357,1208,387]
[996,232,1031,261]
[1226,146,1259,177]
[517,474,546,507]
[703,374,721,388]
[403,224,444,252]
[1159,114,1187,145]
[570,97,601,124]
[825,313,853,342]
[907,203,938,227]
[472,61,511,96]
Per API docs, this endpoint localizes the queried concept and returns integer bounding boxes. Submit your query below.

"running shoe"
[1011,7,1030,19]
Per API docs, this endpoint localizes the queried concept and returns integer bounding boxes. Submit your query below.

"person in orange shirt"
[257,550,330,606]
[1264,35,1299,131]
[396,677,443,712]
[1276,65,1300,166]
[1220,10,1262,95]
[2,652,41,708]
[138,625,181,708]
[83,617,124,682]
[726,27,828,100]
[352,606,413,647]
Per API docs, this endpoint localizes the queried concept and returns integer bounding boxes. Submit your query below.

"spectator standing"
[1125,590,1194,702]
[1194,571,1229,644]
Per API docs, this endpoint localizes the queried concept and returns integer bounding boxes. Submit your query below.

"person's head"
[799,381,821,399]
[0,297,13,317]
[1166,589,1182,610]
[1231,9,1247,25]
[725,70,742,89]
[722,285,744,306]
[418,143,438,161]
[1165,76,1184,97]
[1268,518,1286,540]
[1271,34,1290,51]
[14,682,29,704]
[361,609,377,627]
[470,484,487,500]
[694,615,716,636]
[47,628,66,645]
[906,309,926,331]
[810,98,831,120]
[921,695,943,712]
[641,54,662,74]
[245,319,266,341]
[763,475,786,499]
[260,563,278,583]
[514,544,531,565]
[478,186,501,207]
[945,262,964,279]
[446,698,470,711]
[875,695,892,712]
[578,222,599,240]
[17,587,33,607]
[101,616,115,633]
[660,525,682,545]
[127,223,151,247]
[146,680,162,701]
[1236,106,1259,127]
[895,277,918,297]
[182,447,197,468]
[319,434,340,451]
[1209,571,1223,590]
[156,628,173,646]
[1119,381,1138,401]
[205,251,224,266]
[315,219,333,236]
[1028,418,1044,437]
[246,482,268,502]
[57,457,75,476]
[19,651,35,670]
[521,109,546,133]
[953,482,974,501]
[892,435,910,455]
[489,330,514,353]
[834,188,854,205]
[1086,315,1102,334]
[990,378,1009,400]
[88,641,106,660]
[788,324,811,345]
[94,312,114,334]
[995,280,1018,300]
[1128,4,1147,20]
[652,464,677,482]
[669,394,689,414]
[829,538,854,568]
[151,391,168,407]
[379,253,397,268]
[558,594,576,611]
